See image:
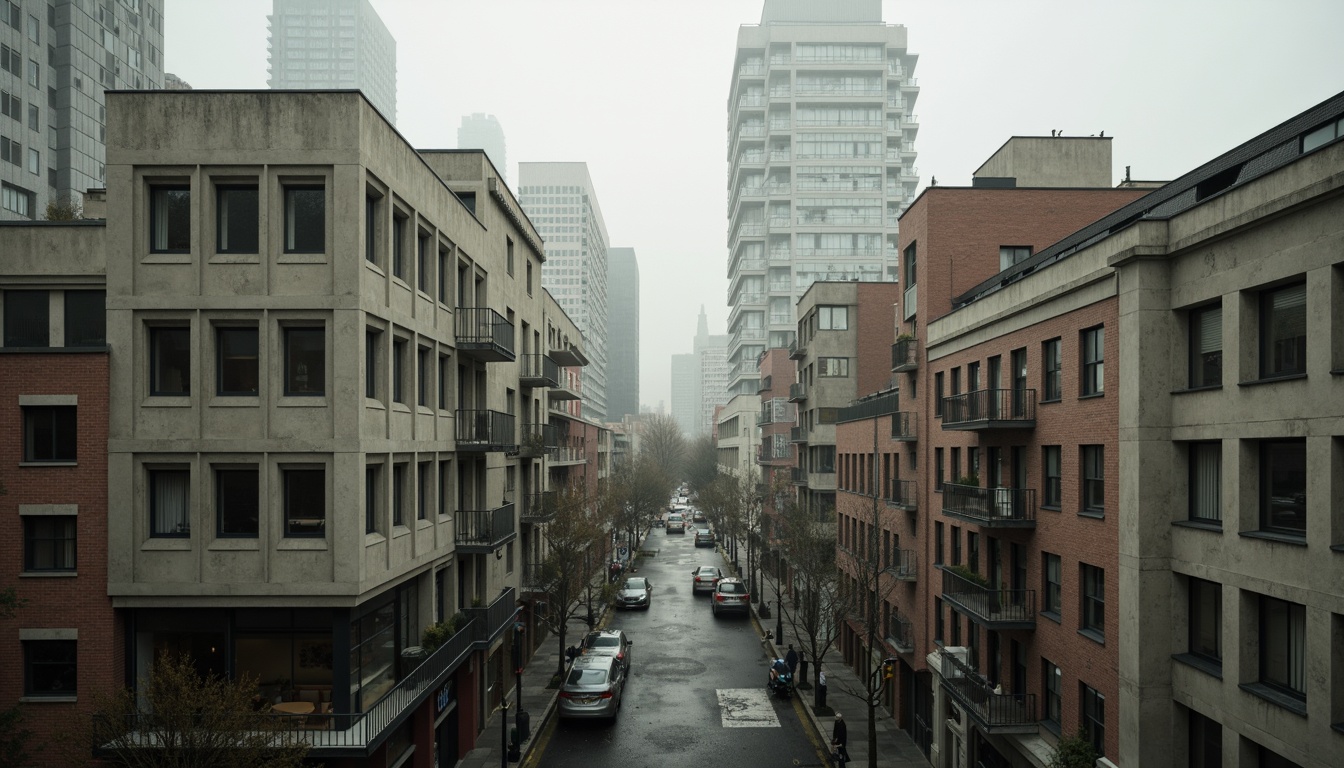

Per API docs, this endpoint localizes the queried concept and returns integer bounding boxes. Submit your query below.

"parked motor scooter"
[767,660,793,700]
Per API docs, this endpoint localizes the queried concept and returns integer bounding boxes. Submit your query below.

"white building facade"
[267,0,397,124]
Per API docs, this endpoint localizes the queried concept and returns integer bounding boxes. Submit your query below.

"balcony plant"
[1049,730,1100,768]
[954,475,980,487]
[895,332,914,342]
[421,611,468,653]
[945,563,990,588]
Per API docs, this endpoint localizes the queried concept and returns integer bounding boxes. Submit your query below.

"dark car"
[694,528,715,548]
[666,514,686,533]
[615,576,653,610]
[582,629,632,670]
[691,565,723,594]
[711,577,750,617]
[558,655,626,721]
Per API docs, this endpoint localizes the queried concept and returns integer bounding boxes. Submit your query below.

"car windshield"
[625,578,648,590]
[668,515,682,522]
[567,667,610,686]
[589,635,621,648]
[696,568,719,576]
[718,582,746,594]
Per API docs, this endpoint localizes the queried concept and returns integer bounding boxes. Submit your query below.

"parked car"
[692,510,707,524]
[711,577,751,617]
[694,528,715,548]
[581,629,632,670]
[666,514,686,533]
[691,565,723,594]
[558,655,626,721]
[615,576,653,610]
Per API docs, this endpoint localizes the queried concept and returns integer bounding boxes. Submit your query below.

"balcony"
[886,549,917,581]
[455,504,517,553]
[807,470,837,491]
[518,354,559,388]
[738,63,765,77]
[550,369,581,401]
[939,649,1038,735]
[788,382,807,402]
[455,410,516,452]
[790,426,806,443]
[520,491,556,524]
[549,444,586,466]
[941,484,1036,528]
[550,343,587,367]
[941,389,1036,430]
[455,307,515,362]
[940,568,1035,630]
[788,340,806,360]
[884,479,916,511]
[886,613,914,654]
[464,587,520,649]
[737,95,766,108]
[518,423,559,458]
[791,467,806,485]
[757,374,773,394]
[890,412,917,442]
[891,337,917,371]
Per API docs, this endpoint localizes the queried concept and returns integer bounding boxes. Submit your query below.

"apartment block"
[267,0,396,124]
[605,246,639,422]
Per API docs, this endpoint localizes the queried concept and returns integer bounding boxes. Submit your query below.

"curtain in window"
[152,470,189,535]
[1192,444,1221,520]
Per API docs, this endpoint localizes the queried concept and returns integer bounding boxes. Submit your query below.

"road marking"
[716,688,781,728]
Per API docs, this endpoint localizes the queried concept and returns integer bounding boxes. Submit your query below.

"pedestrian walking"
[817,664,828,709]
[785,643,799,676]
[831,712,849,766]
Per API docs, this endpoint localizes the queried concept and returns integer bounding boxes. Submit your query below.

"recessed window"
[3,289,48,347]
[417,231,431,292]
[63,291,105,347]
[392,338,407,403]
[1188,442,1221,523]
[1042,338,1061,401]
[934,372,944,417]
[216,185,259,253]
[1259,595,1305,700]
[24,516,75,571]
[1188,304,1222,388]
[999,245,1031,271]
[150,326,190,396]
[1187,709,1222,768]
[216,466,259,537]
[284,467,325,537]
[438,246,451,303]
[216,327,259,396]
[365,327,381,399]
[284,185,324,253]
[1081,445,1104,515]
[392,463,407,527]
[365,464,380,534]
[392,212,408,279]
[1188,577,1221,664]
[1043,553,1062,617]
[1081,683,1105,756]
[818,356,849,377]
[364,192,379,264]
[283,327,324,396]
[1260,439,1306,536]
[1081,326,1104,396]
[438,354,450,410]
[1260,283,1306,379]
[1042,446,1061,508]
[149,467,190,537]
[1081,563,1105,639]
[150,184,190,252]
[506,237,514,276]
[418,462,431,521]
[1042,660,1061,731]
[23,405,76,462]
[23,640,76,697]
[818,305,848,330]
[934,447,944,491]
[417,346,430,407]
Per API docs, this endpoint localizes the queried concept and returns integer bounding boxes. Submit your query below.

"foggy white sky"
[163,0,1344,411]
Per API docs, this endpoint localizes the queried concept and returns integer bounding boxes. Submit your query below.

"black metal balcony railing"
[522,560,546,588]
[464,587,520,649]
[518,423,560,457]
[790,426,806,443]
[791,467,806,485]
[886,549,917,580]
[941,484,1037,528]
[885,479,917,511]
[455,504,517,552]
[789,340,806,360]
[518,354,560,388]
[939,649,1038,734]
[890,411,917,441]
[887,613,914,654]
[757,374,773,393]
[941,388,1036,430]
[455,307,516,362]
[789,382,807,402]
[521,491,555,524]
[455,409,516,451]
[837,391,899,424]
[940,568,1035,629]
[892,337,918,371]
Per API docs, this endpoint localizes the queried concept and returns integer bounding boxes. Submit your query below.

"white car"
[666,514,686,533]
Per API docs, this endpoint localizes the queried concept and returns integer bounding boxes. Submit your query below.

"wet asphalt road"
[526,527,828,768]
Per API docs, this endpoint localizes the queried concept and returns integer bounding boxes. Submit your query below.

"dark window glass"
[364,194,377,263]
[1082,564,1104,636]
[1187,709,1222,768]
[150,326,190,395]
[418,233,430,291]
[150,185,190,252]
[24,516,75,571]
[216,467,259,537]
[438,355,450,410]
[1044,553,1061,616]
[284,468,325,537]
[284,186,324,253]
[1259,595,1305,698]
[4,289,48,346]
[283,327,324,396]
[934,448,943,491]
[1082,326,1104,395]
[365,328,379,399]
[1260,283,1305,378]
[216,185,258,253]
[1082,445,1104,514]
[217,327,258,396]
[1043,446,1061,507]
[1188,442,1221,523]
[1188,305,1221,387]
[438,247,450,302]
[418,462,430,521]
[63,291,105,346]
[1081,684,1105,756]
[23,405,75,462]
[934,521,943,565]
[1260,440,1306,535]
[417,347,430,406]
[392,339,406,403]
[24,640,76,696]
[392,463,406,526]
[365,465,379,534]
[1188,578,1221,663]
[1043,660,1061,729]
[1042,338,1061,400]
[392,214,407,278]
[934,372,943,417]
[149,468,190,537]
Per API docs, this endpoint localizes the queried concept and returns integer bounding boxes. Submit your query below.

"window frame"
[1081,326,1104,396]
[392,211,409,279]
[365,464,380,535]
[365,327,381,400]
[149,184,191,253]
[149,325,191,396]
[1042,446,1061,508]
[22,404,76,463]
[215,465,260,538]
[1080,683,1105,756]
[1042,338,1061,401]
[283,184,326,253]
[148,466,191,538]
[1081,445,1104,516]
[1081,563,1105,640]
[215,326,259,397]
[1258,595,1306,701]
[215,183,259,254]
[62,290,105,348]
[1043,553,1062,619]
[3,289,49,347]
[392,337,408,404]
[1188,304,1222,388]
[1258,282,1306,379]
[1187,577,1222,664]
[1259,439,1306,537]
[1043,660,1062,732]
[817,305,849,330]
[392,462,407,528]
[23,639,76,698]
[282,326,325,397]
[283,466,326,538]
[23,515,76,572]
[817,356,849,377]
[1188,441,1221,524]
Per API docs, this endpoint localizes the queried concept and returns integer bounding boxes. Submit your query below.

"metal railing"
[886,549,917,580]
[455,504,516,550]
[791,467,806,485]
[837,391,899,423]
[518,354,559,387]
[941,389,1036,428]
[941,568,1035,628]
[465,587,519,649]
[887,613,914,653]
[892,337,916,374]
[890,412,917,441]
[789,382,807,401]
[521,491,555,524]
[455,409,515,450]
[519,423,559,454]
[790,426,806,443]
[942,484,1036,526]
[939,650,1037,732]
[454,307,515,360]
[885,478,917,510]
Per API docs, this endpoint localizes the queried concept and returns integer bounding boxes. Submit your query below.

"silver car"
[615,576,652,610]
[559,655,626,721]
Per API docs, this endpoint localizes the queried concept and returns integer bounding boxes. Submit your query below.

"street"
[524,527,829,768]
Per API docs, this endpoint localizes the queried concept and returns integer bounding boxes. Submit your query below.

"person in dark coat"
[785,644,799,675]
[831,712,849,765]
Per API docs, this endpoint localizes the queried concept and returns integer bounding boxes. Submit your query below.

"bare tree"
[697,468,764,599]
[532,485,607,681]
[43,194,83,221]
[682,435,719,496]
[639,413,686,483]
[779,494,844,704]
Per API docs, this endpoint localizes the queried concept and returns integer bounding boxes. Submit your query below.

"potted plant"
[946,563,990,588]
[954,475,980,487]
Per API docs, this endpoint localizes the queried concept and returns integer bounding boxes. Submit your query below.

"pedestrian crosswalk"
[716,688,782,728]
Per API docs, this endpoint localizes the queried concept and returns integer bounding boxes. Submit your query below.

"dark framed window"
[438,354,450,410]
[149,467,190,537]
[1081,683,1105,756]
[283,467,325,537]
[365,464,380,534]
[365,327,380,399]
[1042,446,1061,507]
[506,237,514,276]
[1260,439,1306,536]
[438,459,451,517]
[150,326,190,396]
[1043,660,1062,731]
[934,447,944,491]
[1259,282,1306,379]
[1081,445,1104,515]
[4,289,48,346]
[216,184,258,253]
[1259,595,1305,699]
[216,326,259,396]
[934,372,944,417]
[283,327,325,396]
[392,338,407,403]
[1188,442,1221,523]
[364,192,379,264]
[818,356,849,377]
[284,185,324,253]
[1188,577,1221,664]
[417,232,431,292]
[1043,553,1061,618]
[818,305,848,330]
[1042,338,1061,401]
[1258,745,1304,768]
[950,525,961,565]
[999,245,1032,270]
[934,521,943,565]
[417,346,430,407]
[903,241,916,286]
[392,462,407,527]
[216,466,259,537]
[23,405,76,462]
[1187,709,1222,768]
[63,291,105,347]
[418,461,431,521]
[392,212,408,279]
[150,184,190,252]
[438,246,451,303]
[24,516,75,571]
[23,640,76,697]
[1081,564,1104,638]
[1081,326,1104,395]
[1188,304,1222,388]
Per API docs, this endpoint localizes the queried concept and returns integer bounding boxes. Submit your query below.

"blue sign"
[436,679,456,714]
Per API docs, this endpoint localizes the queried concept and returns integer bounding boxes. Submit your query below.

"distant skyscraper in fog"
[606,247,640,421]
[268,0,397,124]
[458,113,508,184]
[671,307,729,438]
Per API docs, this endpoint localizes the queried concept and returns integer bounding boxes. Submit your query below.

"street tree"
[639,413,686,483]
[532,484,607,682]
[698,468,764,598]
[1,581,34,768]
[43,194,83,221]
[778,493,844,702]
[682,435,719,496]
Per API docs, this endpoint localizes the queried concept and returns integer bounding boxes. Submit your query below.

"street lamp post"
[774,549,784,644]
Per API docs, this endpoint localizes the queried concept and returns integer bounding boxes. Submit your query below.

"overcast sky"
[164,0,1343,412]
